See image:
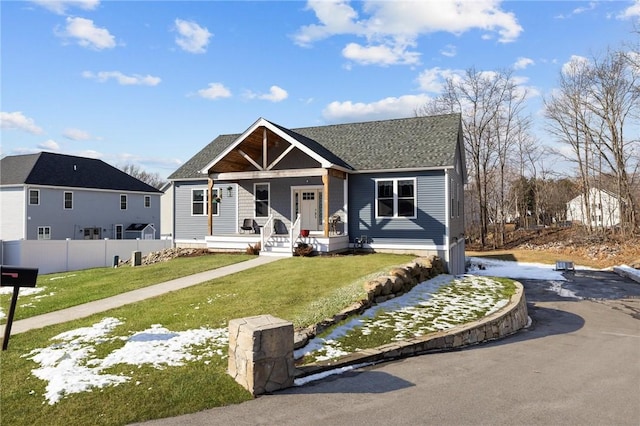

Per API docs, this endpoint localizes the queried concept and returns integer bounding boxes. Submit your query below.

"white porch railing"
[260,215,275,250]
[290,214,301,254]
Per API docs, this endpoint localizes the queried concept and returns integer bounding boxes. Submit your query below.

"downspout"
[208,178,214,236]
[444,170,451,268]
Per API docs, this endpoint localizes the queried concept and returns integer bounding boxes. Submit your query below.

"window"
[115,224,123,240]
[37,226,51,240]
[450,178,454,218]
[191,188,219,216]
[254,183,269,217]
[120,195,127,210]
[29,189,39,205]
[144,196,151,208]
[456,183,460,218]
[376,178,416,218]
[64,191,73,209]
[84,227,101,240]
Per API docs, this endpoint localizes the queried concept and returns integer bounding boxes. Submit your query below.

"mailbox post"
[1,266,39,350]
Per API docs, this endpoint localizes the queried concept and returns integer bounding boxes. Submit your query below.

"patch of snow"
[467,257,567,281]
[547,280,582,299]
[24,318,228,405]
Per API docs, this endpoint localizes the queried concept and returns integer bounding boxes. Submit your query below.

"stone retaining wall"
[228,256,529,393]
[294,256,446,348]
[295,280,528,378]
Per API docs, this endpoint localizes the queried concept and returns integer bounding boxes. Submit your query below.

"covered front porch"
[204,229,350,257]
[200,117,353,256]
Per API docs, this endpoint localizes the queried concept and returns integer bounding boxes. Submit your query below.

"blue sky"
[2,0,639,179]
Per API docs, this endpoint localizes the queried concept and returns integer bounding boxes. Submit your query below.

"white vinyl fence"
[1,239,173,275]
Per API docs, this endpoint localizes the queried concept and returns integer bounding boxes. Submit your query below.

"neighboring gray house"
[165,113,467,274]
[0,152,162,241]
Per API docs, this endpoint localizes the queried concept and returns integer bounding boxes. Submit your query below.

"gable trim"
[199,117,341,175]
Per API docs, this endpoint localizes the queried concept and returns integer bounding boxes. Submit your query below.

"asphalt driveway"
[137,271,640,426]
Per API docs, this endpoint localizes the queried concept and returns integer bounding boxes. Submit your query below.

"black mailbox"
[1,265,39,350]
[1,266,39,288]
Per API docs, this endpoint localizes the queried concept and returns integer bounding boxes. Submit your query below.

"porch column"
[322,173,330,237]
[208,177,214,236]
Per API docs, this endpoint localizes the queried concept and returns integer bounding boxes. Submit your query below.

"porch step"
[260,235,293,257]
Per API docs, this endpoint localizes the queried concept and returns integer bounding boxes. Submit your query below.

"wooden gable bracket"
[237,149,264,171]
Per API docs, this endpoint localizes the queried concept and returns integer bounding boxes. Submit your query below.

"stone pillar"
[228,315,295,395]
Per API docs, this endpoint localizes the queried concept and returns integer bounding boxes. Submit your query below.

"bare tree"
[545,47,640,235]
[586,48,640,234]
[418,68,530,248]
[119,163,166,189]
[544,57,596,233]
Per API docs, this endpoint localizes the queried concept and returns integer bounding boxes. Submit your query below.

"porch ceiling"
[208,127,287,174]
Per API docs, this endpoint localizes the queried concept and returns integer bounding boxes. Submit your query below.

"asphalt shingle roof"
[168,113,461,180]
[0,152,162,193]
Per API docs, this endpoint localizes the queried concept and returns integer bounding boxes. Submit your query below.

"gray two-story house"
[165,113,466,274]
[0,152,162,241]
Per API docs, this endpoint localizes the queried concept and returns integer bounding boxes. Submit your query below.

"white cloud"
[342,41,420,66]
[294,0,523,66]
[31,0,100,15]
[38,140,61,151]
[440,44,457,58]
[196,83,232,100]
[0,111,44,134]
[75,149,102,159]
[247,85,289,102]
[619,0,640,18]
[416,67,459,93]
[322,94,432,123]
[562,55,590,76]
[82,71,162,86]
[82,71,161,86]
[267,86,289,102]
[58,17,116,50]
[174,19,212,54]
[514,57,534,70]
[63,128,93,141]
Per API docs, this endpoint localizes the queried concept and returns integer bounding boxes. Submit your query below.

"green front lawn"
[0,253,253,323]
[1,253,414,426]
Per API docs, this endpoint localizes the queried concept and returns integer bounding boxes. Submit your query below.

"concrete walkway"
[5,256,283,335]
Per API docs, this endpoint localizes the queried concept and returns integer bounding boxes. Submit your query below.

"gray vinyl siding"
[348,171,446,246]
[174,180,237,238]
[20,186,160,240]
[236,176,346,234]
[239,177,324,231]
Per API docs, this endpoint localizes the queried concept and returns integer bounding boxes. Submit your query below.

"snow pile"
[24,318,228,405]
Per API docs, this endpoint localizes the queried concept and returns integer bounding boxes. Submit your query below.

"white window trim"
[144,195,151,208]
[120,194,128,210]
[37,226,51,240]
[374,177,417,219]
[254,182,270,218]
[64,191,73,210]
[115,224,124,240]
[29,189,40,205]
[191,188,220,217]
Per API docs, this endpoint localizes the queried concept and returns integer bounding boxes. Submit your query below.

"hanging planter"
[300,229,310,237]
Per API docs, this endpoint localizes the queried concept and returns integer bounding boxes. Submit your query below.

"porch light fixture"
[227,186,233,197]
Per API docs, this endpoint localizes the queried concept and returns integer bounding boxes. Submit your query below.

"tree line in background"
[419,31,639,249]
[119,163,167,190]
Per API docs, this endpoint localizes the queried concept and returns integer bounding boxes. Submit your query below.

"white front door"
[300,191,318,231]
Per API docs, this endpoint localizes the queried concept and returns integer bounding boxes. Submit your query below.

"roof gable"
[0,152,161,193]
[169,113,462,180]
